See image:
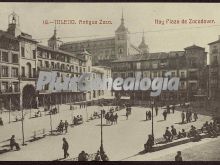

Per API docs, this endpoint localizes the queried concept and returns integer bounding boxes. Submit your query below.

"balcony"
[0,88,20,94]
[188,75,198,80]
[20,75,37,81]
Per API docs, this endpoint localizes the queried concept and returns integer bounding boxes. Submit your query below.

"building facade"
[60,13,148,66]
[111,45,207,105]
[208,36,220,104]
[0,12,111,111]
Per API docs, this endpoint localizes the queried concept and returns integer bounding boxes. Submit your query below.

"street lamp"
[18,76,25,146]
[86,100,88,122]
[100,107,105,156]
[151,98,154,141]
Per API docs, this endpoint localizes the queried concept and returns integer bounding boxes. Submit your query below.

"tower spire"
[121,9,124,25]
[142,30,145,43]
[54,23,57,37]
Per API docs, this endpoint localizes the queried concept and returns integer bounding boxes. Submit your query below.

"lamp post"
[151,98,154,142]
[18,76,25,146]
[86,100,88,122]
[100,108,104,155]
[49,94,53,134]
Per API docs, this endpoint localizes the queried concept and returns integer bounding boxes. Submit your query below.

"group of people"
[163,125,178,142]
[73,115,83,125]
[187,125,201,141]
[77,150,109,161]
[166,105,176,114]
[202,121,219,137]
[145,111,152,120]
[105,112,118,125]
[0,117,3,126]
[181,110,198,124]
[57,120,69,133]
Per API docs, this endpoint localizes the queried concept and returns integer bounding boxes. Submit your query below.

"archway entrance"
[22,84,36,109]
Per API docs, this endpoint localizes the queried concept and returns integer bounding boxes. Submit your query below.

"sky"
[1,3,220,64]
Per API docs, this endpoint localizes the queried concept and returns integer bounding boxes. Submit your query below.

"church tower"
[138,31,149,54]
[7,12,21,37]
[48,24,63,50]
[115,11,130,59]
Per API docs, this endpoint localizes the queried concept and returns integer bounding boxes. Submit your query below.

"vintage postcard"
[0,2,219,161]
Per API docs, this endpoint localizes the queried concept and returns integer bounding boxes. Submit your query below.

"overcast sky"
[1,3,220,63]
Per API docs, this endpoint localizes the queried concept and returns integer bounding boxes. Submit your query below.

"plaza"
[0,103,214,161]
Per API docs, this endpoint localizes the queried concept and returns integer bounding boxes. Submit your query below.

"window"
[2,66,9,77]
[21,67,25,77]
[180,82,185,88]
[119,48,123,54]
[11,68,18,77]
[38,60,42,67]
[21,47,25,57]
[12,53,18,63]
[137,62,141,69]
[180,72,185,78]
[13,82,19,92]
[2,52,9,62]
[1,82,8,92]
[45,61,49,68]
[171,72,175,77]
[51,62,54,68]
[33,50,36,59]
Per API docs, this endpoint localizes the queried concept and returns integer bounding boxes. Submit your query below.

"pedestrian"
[175,151,183,161]
[167,105,170,114]
[181,111,185,124]
[101,152,109,161]
[146,110,148,120]
[126,111,129,120]
[163,110,167,120]
[163,127,173,142]
[144,134,154,152]
[148,111,152,120]
[62,138,69,159]
[186,111,189,123]
[64,120,69,133]
[115,113,118,124]
[155,106,158,116]
[94,150,101,161]
[171,125,177,136]
[189,110,192,122]
[172,105,175,114]
[10,135,20,151]
[193,112,198,122]
[59,120,64,133]
[78,151,89,161]
[0,117,3,126]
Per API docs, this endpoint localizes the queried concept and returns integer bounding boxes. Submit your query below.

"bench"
[28,129,46,142]
[154,135,179,145]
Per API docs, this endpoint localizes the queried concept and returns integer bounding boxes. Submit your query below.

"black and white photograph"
[0,2,220,161]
